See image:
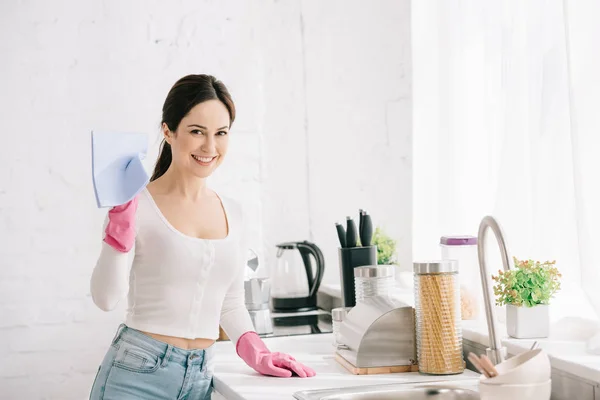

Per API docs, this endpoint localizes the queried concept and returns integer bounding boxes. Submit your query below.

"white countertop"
[212,333,480,400]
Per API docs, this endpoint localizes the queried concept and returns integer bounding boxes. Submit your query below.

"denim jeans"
[89,324,215,400]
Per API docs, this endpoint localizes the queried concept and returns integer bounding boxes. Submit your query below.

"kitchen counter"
[321,282,600,382]
[211,333,480,400]
[320,283,600,398]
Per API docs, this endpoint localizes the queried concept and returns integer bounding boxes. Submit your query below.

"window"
[412,0,600,349]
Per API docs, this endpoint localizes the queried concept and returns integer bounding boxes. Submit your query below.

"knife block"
[338,246,377,307]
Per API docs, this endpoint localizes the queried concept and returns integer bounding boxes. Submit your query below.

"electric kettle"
[271,241,325,312]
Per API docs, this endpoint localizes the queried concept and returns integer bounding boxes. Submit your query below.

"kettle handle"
[297,241,325,298]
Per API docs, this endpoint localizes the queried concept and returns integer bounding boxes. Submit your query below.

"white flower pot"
[506,304,549,339]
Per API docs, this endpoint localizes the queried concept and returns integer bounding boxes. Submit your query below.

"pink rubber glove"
[236,331,316,378]
[104,196,138,253]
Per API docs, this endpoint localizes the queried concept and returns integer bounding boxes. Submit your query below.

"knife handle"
[346,217,358,248]
[335,223,347,248]
[359,209,364,244]
[360,214,373,247]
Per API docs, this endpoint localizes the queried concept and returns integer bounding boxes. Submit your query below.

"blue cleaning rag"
[91,130,150,208]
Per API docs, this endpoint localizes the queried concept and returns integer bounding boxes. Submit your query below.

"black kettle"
[271,241,325,312]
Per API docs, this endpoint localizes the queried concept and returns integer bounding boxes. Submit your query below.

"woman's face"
[164,99,231,179]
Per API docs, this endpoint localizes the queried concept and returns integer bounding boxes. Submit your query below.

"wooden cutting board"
[335,353,419,375]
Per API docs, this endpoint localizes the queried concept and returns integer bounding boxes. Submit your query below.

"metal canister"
[413,260,465,375]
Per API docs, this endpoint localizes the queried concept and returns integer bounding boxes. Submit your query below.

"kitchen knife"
[335,223,347,248]
[360,213,373,247]
[345,217,358,248]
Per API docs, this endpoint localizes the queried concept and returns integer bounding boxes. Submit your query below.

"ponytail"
[150,140,172,182]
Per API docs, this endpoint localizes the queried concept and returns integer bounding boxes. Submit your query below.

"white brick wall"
[0,1,411,398]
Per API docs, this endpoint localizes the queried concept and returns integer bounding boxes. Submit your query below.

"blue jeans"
[89,324,215,400]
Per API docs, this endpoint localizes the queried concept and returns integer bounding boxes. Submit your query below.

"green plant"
[372,226,398,265]
[492,257,561,307]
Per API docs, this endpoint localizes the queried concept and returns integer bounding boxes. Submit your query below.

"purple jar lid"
[440,235,478,246]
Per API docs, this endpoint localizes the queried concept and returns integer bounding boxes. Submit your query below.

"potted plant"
[371,226,398,265]
[370,227,416,293]
[492,257,561,338]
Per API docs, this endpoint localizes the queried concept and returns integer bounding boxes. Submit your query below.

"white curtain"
[413,0,600,351]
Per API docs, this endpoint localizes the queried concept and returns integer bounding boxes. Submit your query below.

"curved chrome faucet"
[477,216,511,364]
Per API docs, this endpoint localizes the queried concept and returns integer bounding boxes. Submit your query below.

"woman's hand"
[104,196,138,252]
[236,331,316,378]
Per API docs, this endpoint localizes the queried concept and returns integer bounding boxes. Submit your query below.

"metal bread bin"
[336,295,416,368]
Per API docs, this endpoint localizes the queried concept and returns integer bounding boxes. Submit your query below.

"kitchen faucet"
[477,216,510,365]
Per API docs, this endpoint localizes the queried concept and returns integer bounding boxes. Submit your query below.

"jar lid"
[413,260,458,274]
[440,235,478,246]
[332,307,352,321]
[354,265,395,278]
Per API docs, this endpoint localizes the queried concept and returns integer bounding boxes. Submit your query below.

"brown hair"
[150,74,236,181]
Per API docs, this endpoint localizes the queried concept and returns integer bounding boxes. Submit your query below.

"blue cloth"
[91,130,150,208]
[89,323,214,400]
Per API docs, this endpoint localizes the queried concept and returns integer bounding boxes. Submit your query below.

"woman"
[89,74,315,400]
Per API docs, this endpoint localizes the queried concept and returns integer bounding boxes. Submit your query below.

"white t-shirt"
[90,188,255,343]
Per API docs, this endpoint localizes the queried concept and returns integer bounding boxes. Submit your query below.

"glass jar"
[354,265,395,303]
[440,236,483,320]
[414,260,465,375]
[331,307,352,347]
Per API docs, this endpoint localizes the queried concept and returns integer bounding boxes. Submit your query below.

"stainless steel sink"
[293,383,480,400]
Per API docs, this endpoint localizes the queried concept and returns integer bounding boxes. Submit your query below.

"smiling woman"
[151,74,236,181]
[89,74,315,400]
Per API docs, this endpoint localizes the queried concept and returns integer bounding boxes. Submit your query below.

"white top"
[90,188,255,343]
